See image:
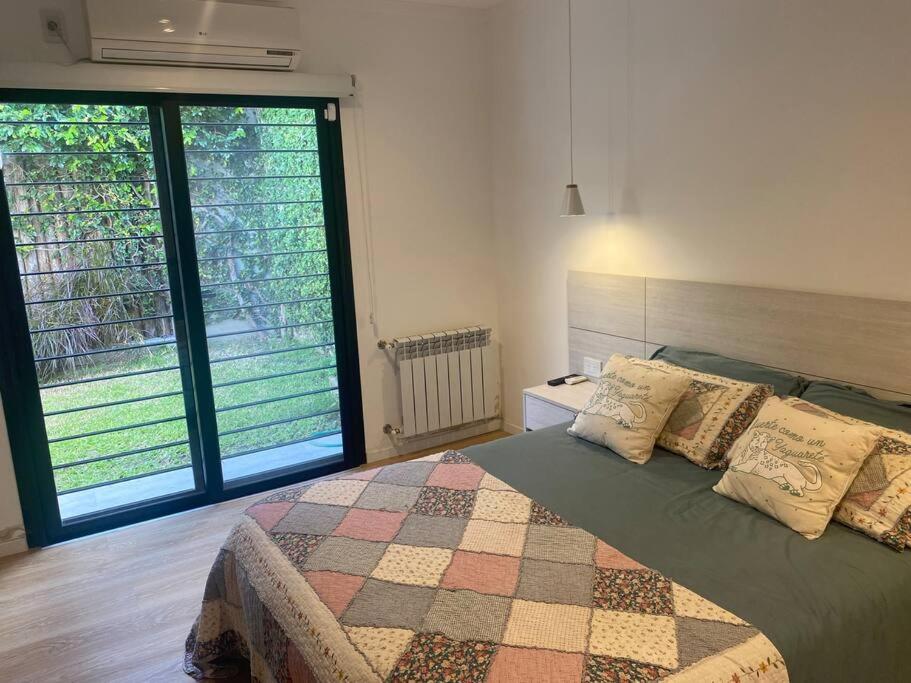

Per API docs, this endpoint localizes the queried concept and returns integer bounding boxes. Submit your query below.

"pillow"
[798,381,911,434]
[713,397,880,539]
[785,397,911,550]
[638,360,773,469]
[568,354,691,464]
[649,346,807,397]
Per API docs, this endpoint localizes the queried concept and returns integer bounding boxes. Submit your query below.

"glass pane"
[0,103,197,520]
[180,105,342,483]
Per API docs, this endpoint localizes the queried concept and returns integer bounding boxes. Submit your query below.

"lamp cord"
[568,0,574,185]
[48,20,77,65]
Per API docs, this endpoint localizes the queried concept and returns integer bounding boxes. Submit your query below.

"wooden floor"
[0,431,508,683]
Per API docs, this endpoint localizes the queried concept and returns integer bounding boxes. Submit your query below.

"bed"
[185,273,911,681]
[184,428,911,682]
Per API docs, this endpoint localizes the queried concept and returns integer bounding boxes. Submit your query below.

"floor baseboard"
[367,418,503,462]
[503,421,524,435]
[0,534,27,558]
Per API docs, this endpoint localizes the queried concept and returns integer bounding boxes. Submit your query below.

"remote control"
[547,374,587,387]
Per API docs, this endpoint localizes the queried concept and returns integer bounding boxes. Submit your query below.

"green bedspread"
[467,425,911,683]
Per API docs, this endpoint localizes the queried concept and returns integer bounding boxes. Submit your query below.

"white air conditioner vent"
[86,0,302,72]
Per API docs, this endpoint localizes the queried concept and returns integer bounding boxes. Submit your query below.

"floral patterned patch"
[583,654,669,682]
[413,486,476,518]
[530,501,571,526]
[269,532,324,571]
[441,450,473,464]
[710,384,774,467]
[389,633,497,683]
[593,568,674,616]
[261,486,309,503]
[882,507,911,551]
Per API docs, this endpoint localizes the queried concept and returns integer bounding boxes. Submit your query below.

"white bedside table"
[522,380,597,431]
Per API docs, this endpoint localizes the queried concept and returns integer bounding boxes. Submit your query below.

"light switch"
[583,356,602,377]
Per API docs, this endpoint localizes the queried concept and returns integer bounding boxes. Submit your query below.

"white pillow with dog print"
[568,354,691,464]
[713,397,879,539]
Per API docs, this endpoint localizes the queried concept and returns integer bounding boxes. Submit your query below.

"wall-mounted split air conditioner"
[86,0,302,71]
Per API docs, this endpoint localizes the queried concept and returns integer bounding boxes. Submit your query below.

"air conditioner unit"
[86,0,302,71]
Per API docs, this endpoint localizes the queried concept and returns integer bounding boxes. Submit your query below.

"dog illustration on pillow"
[729,432,822,496]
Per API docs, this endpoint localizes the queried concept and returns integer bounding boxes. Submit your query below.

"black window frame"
[0,88,365,546]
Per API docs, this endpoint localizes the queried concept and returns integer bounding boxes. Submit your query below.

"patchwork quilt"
[185,451,788,682]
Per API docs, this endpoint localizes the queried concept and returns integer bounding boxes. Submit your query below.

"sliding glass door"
[0,92,363,546]
[178,105,342,484]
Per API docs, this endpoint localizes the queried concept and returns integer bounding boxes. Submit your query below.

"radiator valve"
[383,424,402,435]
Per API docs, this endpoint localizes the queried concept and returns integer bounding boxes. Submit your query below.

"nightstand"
[522,381,597,431]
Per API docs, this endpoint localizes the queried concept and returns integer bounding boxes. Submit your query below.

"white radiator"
[389,326,500,437]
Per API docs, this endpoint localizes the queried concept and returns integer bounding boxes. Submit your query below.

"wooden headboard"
[567,271,911,401]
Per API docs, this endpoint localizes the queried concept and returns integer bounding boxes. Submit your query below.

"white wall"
[490,0,911,432]
[0,0,498,550]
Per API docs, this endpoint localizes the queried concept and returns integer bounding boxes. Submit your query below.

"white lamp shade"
[561,183,585,217]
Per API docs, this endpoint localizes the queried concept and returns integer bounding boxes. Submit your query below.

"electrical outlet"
[40,9,66,44]
[583,356,602,377]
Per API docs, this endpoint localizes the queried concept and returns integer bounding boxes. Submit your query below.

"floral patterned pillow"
[784,397,911,550]
[568,354,691,464]
[714,397,880,540]
[637,360,773,469]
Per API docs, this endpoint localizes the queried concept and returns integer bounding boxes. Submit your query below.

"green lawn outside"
[42,337,340,493]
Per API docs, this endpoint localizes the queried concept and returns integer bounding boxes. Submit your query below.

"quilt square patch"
[524,526,596,565]
[345,626,415,678]
[355,482,421,512]
[271,502,347,536]
[299,479,368,506]
[594,540,646,571]
[373,461,437,487]
[440,551,521,596]
[588,609,678,669]
[333,509,406,542]
[413,486,476,518]
[471,489,532,524]
[245,501,294,532]
[303,537,387,576]
[459,520,528,557]
[479,472,515,491]
[394,514,468,548]
[302,571,364,617]
[488,647,585,683]
[502,600,591,653]
[529,501,571,527]
[421,589,511,642]
[515,558,594,606]
[593,568,674,616]
[370,544,453,587]
[269,532,324,571]
[440,451,473,464]
[261,486,309,503]
[426,463,486,490]
[389,633,497,683]
[341,579,437,630]
[337,468,380,482]
[583,654,670,682]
